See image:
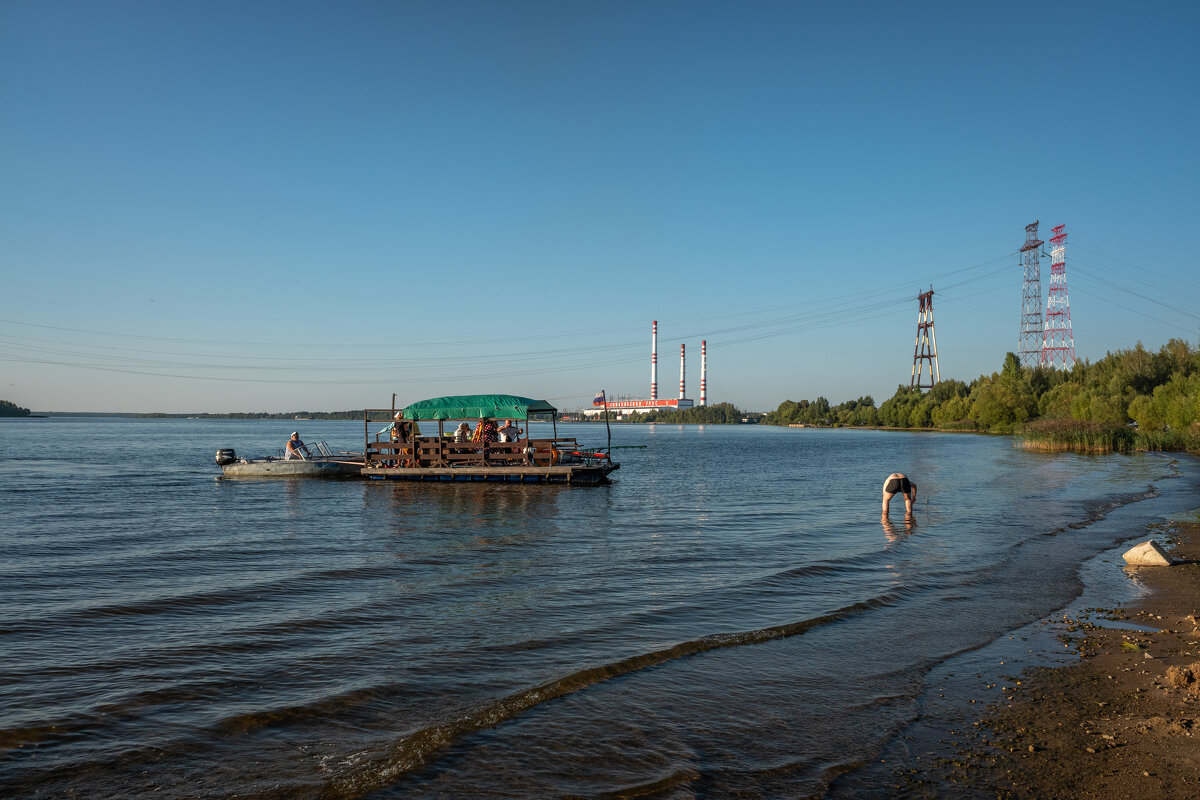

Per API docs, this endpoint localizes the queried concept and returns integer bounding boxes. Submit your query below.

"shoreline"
[862,519,1200,798]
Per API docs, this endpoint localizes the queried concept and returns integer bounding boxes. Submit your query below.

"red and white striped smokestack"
[650,321,658,400]
[700,340,707,407]
[679,343,686,399]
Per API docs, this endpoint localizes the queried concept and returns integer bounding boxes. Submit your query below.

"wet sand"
[898,521,1200,799]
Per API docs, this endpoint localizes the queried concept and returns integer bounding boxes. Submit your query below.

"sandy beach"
[898,520,1200,799]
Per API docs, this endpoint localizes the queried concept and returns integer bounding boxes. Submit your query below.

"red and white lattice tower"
[699,340,707,406]
[650,321,658,400]
[910,289,939,389]
[1017,220,1045,367]
[1041,224,1076,367]
[679,344,686,399]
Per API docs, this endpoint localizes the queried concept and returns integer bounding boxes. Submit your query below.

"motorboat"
[215,441,364,478]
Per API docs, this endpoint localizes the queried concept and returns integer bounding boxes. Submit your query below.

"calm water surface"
[2,418,1198,798]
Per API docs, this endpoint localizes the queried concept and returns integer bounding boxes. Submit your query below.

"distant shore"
[15,415,1197,454]
[28,411,366,420]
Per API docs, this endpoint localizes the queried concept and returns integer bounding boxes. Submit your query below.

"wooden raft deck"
[361,463,617,484]
[362,412,618,485]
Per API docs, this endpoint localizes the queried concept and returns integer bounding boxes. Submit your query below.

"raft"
[362,394,619,485]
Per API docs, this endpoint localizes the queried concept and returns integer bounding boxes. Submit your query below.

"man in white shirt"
[285,432,310,460]
[497,420,522,442]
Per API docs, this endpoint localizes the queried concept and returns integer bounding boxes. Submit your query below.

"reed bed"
[1016,419,1135,453]
[1018,419,1200,454]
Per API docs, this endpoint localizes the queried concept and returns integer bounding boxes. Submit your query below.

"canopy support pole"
[604,389,611,454]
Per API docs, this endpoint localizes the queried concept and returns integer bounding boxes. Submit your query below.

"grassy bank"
[1017,419,1200,454]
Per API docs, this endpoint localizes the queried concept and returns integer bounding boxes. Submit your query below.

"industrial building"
[585,321,707,416]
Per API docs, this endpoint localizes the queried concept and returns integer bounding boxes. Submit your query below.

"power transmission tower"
[1041,224,1076,367]
[1017,220,1045,367]
[911,289,939,390]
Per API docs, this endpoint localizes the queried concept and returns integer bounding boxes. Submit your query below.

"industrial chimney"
[679,344,686,399]
[650,321,658,400]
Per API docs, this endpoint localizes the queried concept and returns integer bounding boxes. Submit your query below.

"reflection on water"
[880,513,916,542]
[1,419,1199,799]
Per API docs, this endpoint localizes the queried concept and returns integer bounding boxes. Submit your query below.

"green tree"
[878,386,923,428]
[0,400,31,417]
[1129,373,1200,431]
[1037,381,1082,419]
[931,395,972,428]
[1070,387,1132,426]
[968,355,1038,430]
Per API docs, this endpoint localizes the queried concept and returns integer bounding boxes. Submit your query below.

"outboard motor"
[215,448,238,467]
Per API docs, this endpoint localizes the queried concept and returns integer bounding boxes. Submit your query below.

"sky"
[2,0,1198,413]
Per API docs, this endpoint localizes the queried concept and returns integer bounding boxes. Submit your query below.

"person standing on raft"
[882,472,917,516]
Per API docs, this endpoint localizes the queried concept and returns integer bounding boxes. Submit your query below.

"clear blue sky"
[2,1,1198,413]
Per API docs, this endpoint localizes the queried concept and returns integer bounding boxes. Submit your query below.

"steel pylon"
[1017,220,1045,367]
[911,289,939,390]
[1041,224,1076,367]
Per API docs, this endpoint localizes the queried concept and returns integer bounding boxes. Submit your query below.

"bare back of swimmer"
[882,472,916,516]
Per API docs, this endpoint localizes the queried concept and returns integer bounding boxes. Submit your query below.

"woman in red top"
[477,418,499,444]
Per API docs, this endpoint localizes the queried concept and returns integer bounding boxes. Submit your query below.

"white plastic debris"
[1121,540,1173,567]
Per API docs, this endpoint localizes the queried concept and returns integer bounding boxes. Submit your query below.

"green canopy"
[401,394,557,421]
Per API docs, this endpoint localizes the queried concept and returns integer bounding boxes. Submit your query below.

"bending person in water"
[881,472,917,516]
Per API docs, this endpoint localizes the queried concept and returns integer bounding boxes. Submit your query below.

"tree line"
[0,400,32,417]
[620,402,750,424]
[763,339,1200,451]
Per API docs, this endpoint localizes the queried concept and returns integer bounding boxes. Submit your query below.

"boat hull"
[219,458,363,478]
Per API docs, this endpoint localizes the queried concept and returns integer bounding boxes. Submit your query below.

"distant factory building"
[586,321,706,415]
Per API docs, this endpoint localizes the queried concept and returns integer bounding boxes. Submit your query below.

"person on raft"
[390,412,414,443]
[497,419,523,442]
[285,432,311,460]
[882,472,917,516]
[475,418,498,444]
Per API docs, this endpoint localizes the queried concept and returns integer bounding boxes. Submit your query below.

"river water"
[2,418,1198,798]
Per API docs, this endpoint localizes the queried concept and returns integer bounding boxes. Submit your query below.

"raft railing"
[362,409,582,470]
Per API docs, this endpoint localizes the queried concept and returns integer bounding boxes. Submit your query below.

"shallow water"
[2,418,1198,798]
